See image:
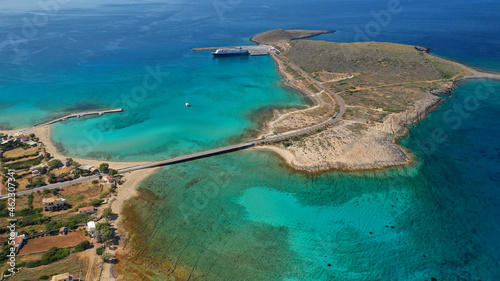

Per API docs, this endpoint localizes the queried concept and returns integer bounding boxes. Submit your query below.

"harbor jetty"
[192,45,276,56]
[18,108,124,134]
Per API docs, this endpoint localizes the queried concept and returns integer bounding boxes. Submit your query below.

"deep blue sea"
[1,0,499,280]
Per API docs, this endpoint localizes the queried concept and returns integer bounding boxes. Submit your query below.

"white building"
[43,197,67,212]
[78,164,95,172]
[87,221,96,237]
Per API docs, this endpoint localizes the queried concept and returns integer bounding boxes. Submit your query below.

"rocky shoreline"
[255,47,473,172]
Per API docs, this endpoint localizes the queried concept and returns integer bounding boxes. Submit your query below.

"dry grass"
[19,230,90,255]
[6,251,89,281]
[3,147,40,158]
[281,40,463,121]
[285,41,464,85]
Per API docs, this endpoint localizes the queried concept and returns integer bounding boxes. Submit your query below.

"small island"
[252,29,499,170]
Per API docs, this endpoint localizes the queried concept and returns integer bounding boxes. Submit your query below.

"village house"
[86,221,96,237]
[78,164,95,172]
[15,134,30,143]
[26,140,38,147]
[51,273,74,281]
[105,176,115,184]
[59,227,68,235]
[13,235,26,253]
[78,206,97,214]
[43,197,67,212]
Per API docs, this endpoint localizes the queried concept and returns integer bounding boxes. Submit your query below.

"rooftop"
[79,206,97,212]
[43,197,66,203]
[51,273,72,281]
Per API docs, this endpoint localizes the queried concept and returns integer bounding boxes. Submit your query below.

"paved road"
[272,54,347,121]
[0,174,99,199]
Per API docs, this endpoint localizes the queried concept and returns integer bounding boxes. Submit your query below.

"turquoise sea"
[1,0,499,280]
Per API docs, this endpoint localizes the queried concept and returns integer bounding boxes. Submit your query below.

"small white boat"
[185,102,190,107]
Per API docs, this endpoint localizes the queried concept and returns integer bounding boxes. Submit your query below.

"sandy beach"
[29,126,150,170]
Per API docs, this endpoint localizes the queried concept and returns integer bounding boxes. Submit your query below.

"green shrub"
[27,194,34,208]
[89,199,104,207]
[26,260,42,268]
[4,156,43,170]
[73,240,91,253]
[96,245,105,255]
[40,247,69,265]
[102,208,112,218]
[39,274,50,280]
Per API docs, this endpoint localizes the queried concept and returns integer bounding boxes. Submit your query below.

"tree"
[101,252,113,262]
[108,169,118,176]
[96,245,105,255]
[47,159,62,169]
[44,152,51,161]
[47,173,56,183]
[73,240,91,253]
[40,247,69,265]
[102,207,112,219]
[96,221,114,243]
[99,163,109,173]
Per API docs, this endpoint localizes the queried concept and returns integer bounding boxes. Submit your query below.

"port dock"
[192,45,276,56]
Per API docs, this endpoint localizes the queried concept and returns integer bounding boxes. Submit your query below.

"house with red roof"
[59,227,68,235]
[14,235,25,253]
[105,176,115,184]
[78,206,97,214]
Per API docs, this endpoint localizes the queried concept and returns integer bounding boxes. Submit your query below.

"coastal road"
[272,53,346,122]
[0,174,100,199]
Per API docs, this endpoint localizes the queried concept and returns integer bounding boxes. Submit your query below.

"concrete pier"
[18,108,124,134]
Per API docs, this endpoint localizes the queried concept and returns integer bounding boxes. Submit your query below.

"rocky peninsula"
[253,29,500,171]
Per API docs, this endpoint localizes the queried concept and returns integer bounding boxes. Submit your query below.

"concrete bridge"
[117,53,346,173]
[0,56,345,197]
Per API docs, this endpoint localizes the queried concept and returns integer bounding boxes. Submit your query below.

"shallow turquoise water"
[49,55,305,160]
[1,0,500,280]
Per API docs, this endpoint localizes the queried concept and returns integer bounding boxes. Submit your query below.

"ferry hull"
[212,52,250,57]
